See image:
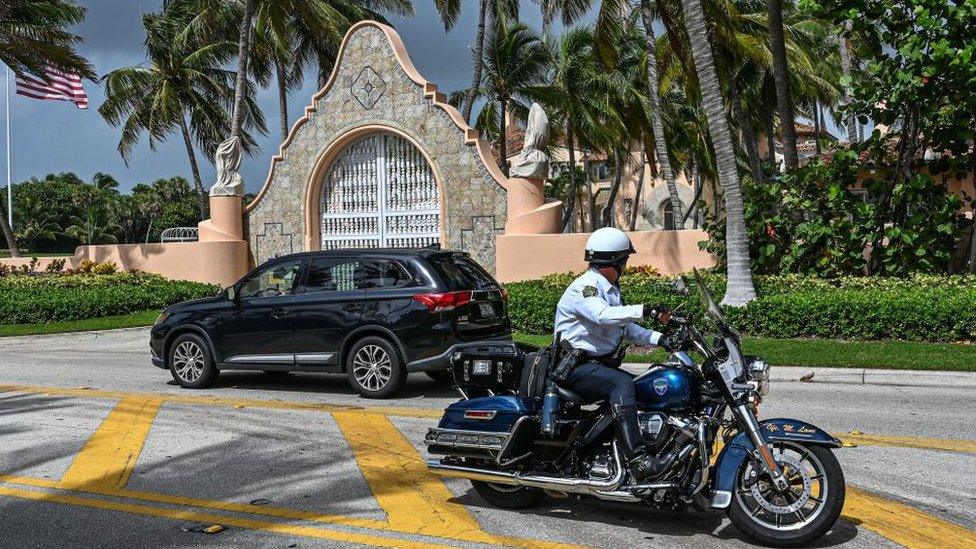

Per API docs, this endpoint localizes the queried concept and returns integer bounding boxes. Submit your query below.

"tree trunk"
[561,123,579,232]
[0,194,20,257]
[179,117,208,220]
[682,0,757,305]
[767,0,798,170]
[762,76,778,171]
[275,58,289,142]
[602,150,624,227]
[462,0,488,124]
[629,150,647,231]
[230,0,257,140]
[681,162,705,226]
[813,102,822,155]
[641,0,684,228]
[584,156,597,231]
[654,0,695,86]
[837,22,857,144]
[733,85,764,185]
[498,98,509,177]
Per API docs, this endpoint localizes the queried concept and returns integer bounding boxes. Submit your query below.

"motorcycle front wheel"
[727,442,845,547]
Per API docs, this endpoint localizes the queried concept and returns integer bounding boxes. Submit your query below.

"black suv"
[150,249,511,398]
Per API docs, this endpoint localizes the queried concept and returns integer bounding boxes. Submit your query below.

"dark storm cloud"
[3,1,588,194]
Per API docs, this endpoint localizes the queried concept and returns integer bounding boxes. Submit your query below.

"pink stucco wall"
[1,241,249,287]
[495,230,716,283]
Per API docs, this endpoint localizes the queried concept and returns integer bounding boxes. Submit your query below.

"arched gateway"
[244,21,510,271]
[320,132,440,250]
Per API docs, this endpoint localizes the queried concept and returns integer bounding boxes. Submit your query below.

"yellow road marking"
[0,383,442,419]
[837,432,976,454]
[0,485,458,549]
[3,383,973,455]
[844,486,976,548]
[58,397,161,491]
[334,412,585,549]
[0,473,386,531]
[334,411,483,539]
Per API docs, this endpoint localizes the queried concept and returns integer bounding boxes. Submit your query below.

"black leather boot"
[612,404,677,482]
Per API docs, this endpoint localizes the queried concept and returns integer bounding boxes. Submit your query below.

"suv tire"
[347,336,405,399]
[169,333,218,388]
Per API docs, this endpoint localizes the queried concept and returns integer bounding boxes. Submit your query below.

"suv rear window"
[427,254,499,291]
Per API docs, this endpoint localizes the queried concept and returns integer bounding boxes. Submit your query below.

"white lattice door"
[320,133,441,250]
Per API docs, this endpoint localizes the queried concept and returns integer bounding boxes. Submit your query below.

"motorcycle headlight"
[747,357,770,397]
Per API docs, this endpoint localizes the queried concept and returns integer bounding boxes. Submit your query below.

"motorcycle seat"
[556,385,586,404]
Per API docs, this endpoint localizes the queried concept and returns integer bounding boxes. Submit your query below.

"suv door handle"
[271,308,290,319]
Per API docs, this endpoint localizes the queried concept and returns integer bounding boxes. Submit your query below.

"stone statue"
[210,136,244,197]
[510,103,550,179]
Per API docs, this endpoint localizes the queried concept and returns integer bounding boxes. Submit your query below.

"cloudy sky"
[3,0,585,194]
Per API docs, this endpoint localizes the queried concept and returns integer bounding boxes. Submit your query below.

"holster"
[550,340,584,383]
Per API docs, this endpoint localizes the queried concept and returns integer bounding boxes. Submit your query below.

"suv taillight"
[412,291,472,312]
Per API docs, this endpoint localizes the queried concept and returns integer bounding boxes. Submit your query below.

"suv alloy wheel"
[346,336,406,398]
[169,333,218,388]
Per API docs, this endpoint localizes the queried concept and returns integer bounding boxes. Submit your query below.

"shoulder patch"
[582,285,599,298]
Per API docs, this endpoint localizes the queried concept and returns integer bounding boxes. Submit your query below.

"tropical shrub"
[702,150,971,277]
[505,270,976,342]
[0,272,218,324]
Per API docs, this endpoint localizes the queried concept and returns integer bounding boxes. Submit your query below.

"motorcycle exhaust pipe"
[427,443,628,496]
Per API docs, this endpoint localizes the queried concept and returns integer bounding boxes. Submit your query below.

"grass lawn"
[514,333,976,372]
[3,312,973,371]
[0,310,160,337]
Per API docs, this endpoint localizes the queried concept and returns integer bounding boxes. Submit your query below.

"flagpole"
[5,64,11,229]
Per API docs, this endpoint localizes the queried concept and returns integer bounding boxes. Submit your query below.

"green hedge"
[0,273,219,324]
[505,272,976,342]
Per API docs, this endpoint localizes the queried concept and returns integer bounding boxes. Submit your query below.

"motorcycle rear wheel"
[727,442,845,547]
[471,480,546,509]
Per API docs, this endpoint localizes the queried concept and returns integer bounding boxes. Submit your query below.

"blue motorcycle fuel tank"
[634,366,699,412]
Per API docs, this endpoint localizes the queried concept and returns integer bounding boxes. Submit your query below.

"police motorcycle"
[425,270,846,547]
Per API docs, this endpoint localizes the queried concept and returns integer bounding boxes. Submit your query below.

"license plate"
[478,302,495,317]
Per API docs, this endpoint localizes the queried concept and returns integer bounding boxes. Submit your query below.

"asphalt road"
[1,328,974,548]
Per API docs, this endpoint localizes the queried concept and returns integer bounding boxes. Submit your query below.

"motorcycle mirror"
[674,277,690,296]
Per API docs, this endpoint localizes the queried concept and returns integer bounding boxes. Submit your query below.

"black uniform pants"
[563,361,635,407]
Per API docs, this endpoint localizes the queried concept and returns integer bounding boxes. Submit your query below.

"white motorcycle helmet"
[584,227,636,266]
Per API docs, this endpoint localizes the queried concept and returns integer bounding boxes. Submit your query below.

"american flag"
[15,67,89,109]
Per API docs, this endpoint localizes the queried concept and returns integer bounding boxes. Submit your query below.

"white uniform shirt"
[553,268,663,356]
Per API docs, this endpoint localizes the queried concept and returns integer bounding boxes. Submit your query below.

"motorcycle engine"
[638,412,667,442]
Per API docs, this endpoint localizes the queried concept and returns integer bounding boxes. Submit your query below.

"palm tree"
[680,0,756,305]
[99,11,265,219]
[766,0,798,170]
[455,20,549,177]
[639,0,684,228]
[454,0,520,124]
[65,186,117,245]
[542,27,615,231]
[0,0,94,257]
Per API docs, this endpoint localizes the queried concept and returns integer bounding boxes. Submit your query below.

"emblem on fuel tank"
[653,378,668,396]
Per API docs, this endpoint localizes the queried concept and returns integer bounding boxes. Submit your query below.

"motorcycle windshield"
[690,269,741,342]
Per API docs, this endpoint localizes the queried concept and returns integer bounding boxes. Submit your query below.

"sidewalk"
[622,363,976,388]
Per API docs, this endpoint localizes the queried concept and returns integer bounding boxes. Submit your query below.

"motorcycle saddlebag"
[425,395,538,461]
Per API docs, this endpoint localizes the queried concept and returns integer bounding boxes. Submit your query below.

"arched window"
[661,198,675,230]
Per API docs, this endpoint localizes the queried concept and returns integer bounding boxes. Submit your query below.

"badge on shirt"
[582,285,598,298]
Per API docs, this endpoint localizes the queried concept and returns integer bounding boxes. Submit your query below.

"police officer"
[553,227,675,482]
